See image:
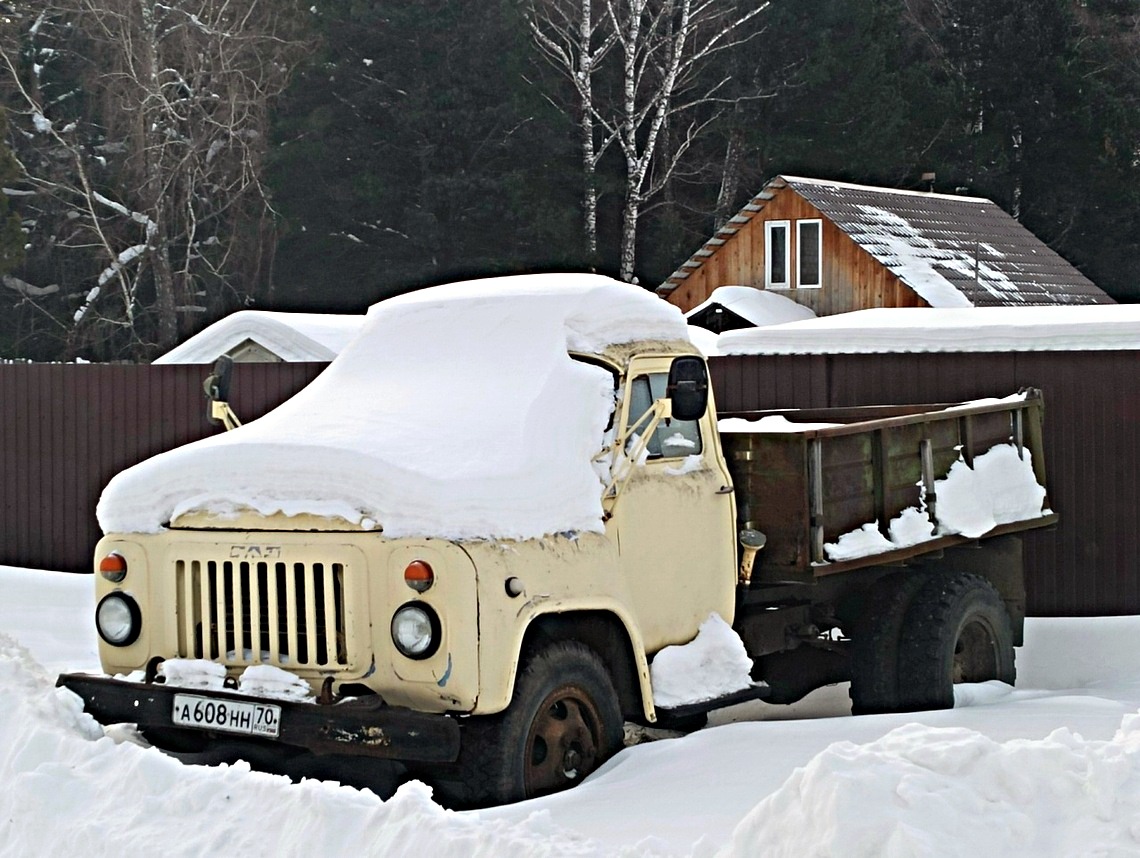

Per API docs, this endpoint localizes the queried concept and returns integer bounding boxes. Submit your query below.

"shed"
[685,285,816,334]
[154,310,366,364]
[660,176,1115,315]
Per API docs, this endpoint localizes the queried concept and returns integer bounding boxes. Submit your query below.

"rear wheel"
[438,641,623,808]
[896,572,1015,711]
[849,573,928,715]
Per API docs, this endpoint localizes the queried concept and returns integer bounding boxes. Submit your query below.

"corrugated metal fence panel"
[5,352,1138,615]
[710,350,1140,617]
[0,362,326,574]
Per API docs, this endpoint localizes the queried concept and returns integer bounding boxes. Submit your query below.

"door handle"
[716,485,734,495]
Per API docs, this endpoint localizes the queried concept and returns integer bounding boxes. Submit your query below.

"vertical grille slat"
[268,562,283,662]
[250,562,264,662]
[322,563,338,666]
[175,552,351,669]
[284,562,300,665]
[202,561,217,659]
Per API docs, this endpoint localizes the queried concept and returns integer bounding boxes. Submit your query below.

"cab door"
[613,355,737,653]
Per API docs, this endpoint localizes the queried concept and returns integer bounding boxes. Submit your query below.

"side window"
[627,373,703,459]
[797,219,822,288]
[765,220,790,289]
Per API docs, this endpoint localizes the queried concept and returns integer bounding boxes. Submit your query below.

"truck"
[58,274,1056,807]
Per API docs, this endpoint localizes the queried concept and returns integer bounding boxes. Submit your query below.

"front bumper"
[57,672,461,764]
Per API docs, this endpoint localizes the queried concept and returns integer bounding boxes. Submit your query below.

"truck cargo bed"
[720,390,1056,583]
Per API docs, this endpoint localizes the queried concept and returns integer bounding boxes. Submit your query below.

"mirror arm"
[600,399,670,512]
[210,400,243,432]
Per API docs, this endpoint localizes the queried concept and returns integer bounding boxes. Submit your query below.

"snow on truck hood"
[96,274,689,540]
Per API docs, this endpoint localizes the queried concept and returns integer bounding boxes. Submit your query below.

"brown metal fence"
[711,350,1140,617]
[2,351,1137,616]
[0,362,325,574]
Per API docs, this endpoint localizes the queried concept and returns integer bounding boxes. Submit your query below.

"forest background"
[1,0,1138,362]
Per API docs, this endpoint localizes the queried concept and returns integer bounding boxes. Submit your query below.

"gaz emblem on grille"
[228,545,283,559]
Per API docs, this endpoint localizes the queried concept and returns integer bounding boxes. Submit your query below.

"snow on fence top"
[97,273,689,540]
[718,305,1140,355]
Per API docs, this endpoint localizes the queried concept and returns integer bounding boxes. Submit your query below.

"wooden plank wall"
[0,362,325,573]
[711,350,1140,617]
[665,186,929,314]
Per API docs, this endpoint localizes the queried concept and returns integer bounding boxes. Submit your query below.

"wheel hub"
[524,684,603,796]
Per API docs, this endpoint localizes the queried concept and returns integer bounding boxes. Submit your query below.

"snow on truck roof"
[717,305,1140,355]
[97,273,689,540]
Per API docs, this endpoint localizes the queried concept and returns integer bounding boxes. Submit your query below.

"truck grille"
[175,559,350,668]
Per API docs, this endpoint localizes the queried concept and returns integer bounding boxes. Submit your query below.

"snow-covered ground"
[6,565,1140,856]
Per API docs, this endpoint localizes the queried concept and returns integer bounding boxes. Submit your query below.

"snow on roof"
[686,286,817,327]
[686,324,722,356]
[717,305,1140,355]
[153,311,367,364]
[783,177,1112,307]
[98,273,689,540]
[662,176,1113,308]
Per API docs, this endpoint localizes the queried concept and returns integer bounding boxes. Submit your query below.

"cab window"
[627,372,703,459]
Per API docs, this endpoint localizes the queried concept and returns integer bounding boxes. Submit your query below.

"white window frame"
[797,218,823,289]
[765,220,790,289]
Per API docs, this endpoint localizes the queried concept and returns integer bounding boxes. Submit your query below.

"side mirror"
[203,354,234,406]
[666,355,709,422]
[203,355,241,430]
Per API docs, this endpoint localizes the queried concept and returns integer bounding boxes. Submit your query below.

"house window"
[765,221,790,289]
[797,219,822,288]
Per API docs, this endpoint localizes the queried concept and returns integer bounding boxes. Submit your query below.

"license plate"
[172,693,282,738]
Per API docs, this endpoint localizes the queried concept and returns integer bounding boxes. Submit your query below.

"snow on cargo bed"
[96,274,689,540]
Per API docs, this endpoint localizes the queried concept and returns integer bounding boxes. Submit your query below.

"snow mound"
[97,274,688,541]
[0,633,616,856]
[935,444,1049,538]
[721,719,1140,857]
[825,443,1048,562]
[650,614,754,708]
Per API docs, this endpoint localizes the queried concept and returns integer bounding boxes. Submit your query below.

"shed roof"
[661,176,1114,308]
[686,286,817,328]
[153,311,366,364]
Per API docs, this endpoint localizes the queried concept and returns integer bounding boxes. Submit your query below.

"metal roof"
[661,176,1114,307]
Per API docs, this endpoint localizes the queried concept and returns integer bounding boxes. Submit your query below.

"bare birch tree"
[529,0,769,282]
[527,0,617,261]
[0,0,309,359]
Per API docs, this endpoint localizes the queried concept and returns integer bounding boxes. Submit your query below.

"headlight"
[96,593,142,646]
[390,602,440,659]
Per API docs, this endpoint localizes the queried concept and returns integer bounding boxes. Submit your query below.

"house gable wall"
[664,186,930,314]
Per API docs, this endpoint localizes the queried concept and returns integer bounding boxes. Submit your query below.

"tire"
[848,573,928,715]
[438,641,623,808]
[896,572,1015,712]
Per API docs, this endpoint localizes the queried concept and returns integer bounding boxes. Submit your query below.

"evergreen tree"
[267,0,585,312]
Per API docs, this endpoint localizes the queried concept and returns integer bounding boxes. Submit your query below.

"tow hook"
[144,656,165,684]
[318,676,337,705]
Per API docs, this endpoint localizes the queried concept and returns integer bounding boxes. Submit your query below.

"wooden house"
[658,176,1114,315]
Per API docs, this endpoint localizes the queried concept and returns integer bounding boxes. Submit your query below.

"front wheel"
[440,641,623,808]
[896,572,1015,711]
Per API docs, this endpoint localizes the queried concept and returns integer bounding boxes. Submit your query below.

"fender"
[498,597,660,724]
